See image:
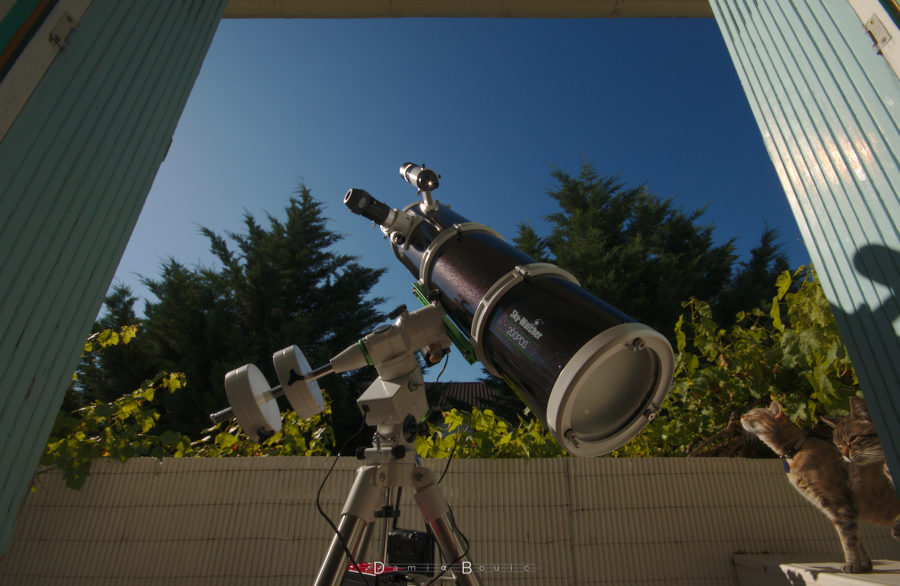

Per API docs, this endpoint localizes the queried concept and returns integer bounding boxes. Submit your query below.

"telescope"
[345,163,674,457]
[210,163,674,584]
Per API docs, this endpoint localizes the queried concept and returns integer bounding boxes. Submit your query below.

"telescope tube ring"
[418,222,503,290]
[470,263,580,377]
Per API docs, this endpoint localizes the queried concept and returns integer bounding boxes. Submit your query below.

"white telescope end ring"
[470,263,580,377]
[418,222,503,290]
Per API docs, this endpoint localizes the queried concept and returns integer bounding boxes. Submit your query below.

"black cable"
[438,411,469,485]
[422,354,471,584]
[423,503,472,586]
[392,487,402,531]
[315,417,373,586]
[425,411,472,585]
[431,352,461,485]
[434,351,450,383]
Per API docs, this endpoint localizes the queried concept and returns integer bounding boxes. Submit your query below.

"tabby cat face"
[740,405,778,435]
[740,400,791,452]
[832,398,884,465]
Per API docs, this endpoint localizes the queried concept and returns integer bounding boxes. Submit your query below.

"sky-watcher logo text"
[509,309,544,340]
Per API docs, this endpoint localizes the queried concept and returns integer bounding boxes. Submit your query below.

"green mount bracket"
[412,281,477,365]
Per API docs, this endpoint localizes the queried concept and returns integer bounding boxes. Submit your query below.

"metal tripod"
[314,417,480,586]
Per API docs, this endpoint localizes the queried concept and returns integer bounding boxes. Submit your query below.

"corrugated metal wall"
[0,0,226,554]
[1,457,898,585]
[709,0,900,485]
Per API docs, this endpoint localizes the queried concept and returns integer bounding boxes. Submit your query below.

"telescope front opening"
[546,322,673,457]
[569,345,656,440]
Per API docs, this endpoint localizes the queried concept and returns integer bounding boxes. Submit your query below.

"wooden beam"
[223,0,714,19]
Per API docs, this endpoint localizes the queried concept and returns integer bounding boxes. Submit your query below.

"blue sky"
[111,17,809,383]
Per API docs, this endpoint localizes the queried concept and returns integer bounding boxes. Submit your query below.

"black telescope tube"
[388,201,674,458]
[344,188,391,226]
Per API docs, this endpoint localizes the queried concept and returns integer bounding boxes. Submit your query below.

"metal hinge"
[866,14,892,52]
[49,12,77,52]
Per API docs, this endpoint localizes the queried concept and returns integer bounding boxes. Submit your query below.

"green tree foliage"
[621,266,858,457]
[715,226,790,323]
[46,327,333,489]
[416,408,565,459]
[515,165,734,336]
[514,164,789,337]
[67,290,154,409]
[57,171,838,467]
[198,409,333,459]
[81,185,385,450]
[44,368,187,489]
[52,266,854,472]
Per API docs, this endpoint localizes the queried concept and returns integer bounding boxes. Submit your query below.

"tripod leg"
[413,467,481,586]
[316,514,369,586]
[315,466,382,586]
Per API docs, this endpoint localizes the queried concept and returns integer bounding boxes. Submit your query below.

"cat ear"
[850,397,871,420]
[769,400,784,419]
[821,416,840,429]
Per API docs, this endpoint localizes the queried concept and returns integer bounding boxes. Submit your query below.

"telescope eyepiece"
[344,188,391,226]
[400,162,440,192]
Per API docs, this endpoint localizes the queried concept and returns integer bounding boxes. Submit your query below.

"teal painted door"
[711,0,900,484]
[0,0,226,553]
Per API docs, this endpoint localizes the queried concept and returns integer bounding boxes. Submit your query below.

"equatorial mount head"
[210,303,452,445]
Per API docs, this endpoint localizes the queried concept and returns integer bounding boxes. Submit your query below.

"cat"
[828,397,895,489]
[741,400,900,573]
